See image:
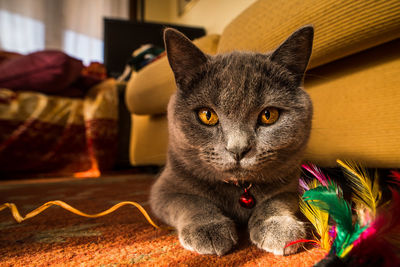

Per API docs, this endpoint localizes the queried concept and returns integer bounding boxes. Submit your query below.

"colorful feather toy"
[298,161,400,266]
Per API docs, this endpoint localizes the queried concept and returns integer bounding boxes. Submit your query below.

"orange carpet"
[0,173,326,266]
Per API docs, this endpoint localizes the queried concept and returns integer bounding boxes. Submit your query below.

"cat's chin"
[220,166,257,181]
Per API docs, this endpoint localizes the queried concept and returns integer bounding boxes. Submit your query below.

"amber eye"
[198,108,219,126]
[259,107,279,125]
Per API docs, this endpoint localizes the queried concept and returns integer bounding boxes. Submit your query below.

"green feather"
[303,184,352,233]
[303,184,366,257]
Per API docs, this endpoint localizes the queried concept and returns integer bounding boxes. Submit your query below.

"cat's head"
[165,26,314,183]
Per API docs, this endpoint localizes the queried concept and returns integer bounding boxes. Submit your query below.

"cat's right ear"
[164,28,208,84]
[270,26,314,79]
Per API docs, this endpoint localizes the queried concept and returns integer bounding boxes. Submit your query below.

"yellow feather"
[340,244,354,258]
[300,197,330,250]
[299,179,331,250]
[336,159,382,223]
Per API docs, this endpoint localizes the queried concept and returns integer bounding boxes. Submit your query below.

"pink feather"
[389,170,400,186]
[348,188,400,266]
[302,164,331,187]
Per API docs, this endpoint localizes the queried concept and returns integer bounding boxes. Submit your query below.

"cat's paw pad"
[250,215,306,255]
[179,220,238,256]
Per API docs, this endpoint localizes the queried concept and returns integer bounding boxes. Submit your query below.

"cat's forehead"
[202,52,294,115]
[210,52,269,75]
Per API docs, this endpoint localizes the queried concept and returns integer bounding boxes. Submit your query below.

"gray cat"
[150,26,314,256]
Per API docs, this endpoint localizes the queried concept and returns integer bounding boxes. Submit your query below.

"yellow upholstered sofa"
[126,0,400,168]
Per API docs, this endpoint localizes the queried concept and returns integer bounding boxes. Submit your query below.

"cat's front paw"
[249,215,306,255]
[179,219,238,256]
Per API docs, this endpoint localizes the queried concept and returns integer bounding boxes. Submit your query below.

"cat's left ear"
[270,25,314,77]
[164,28,208,84]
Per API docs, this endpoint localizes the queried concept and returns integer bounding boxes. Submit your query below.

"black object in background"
[104,19,205,169]
[103,19,206,78]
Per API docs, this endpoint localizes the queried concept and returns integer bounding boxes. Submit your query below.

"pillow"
[0,50,83,95]
[0,51,22,64]
[62,62,108,98]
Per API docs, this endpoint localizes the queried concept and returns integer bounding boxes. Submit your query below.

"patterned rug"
[0,173,326,266]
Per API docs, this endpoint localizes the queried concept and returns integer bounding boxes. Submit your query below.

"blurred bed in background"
[0,50,118,177]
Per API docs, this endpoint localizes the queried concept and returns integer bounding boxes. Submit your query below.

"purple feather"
[299,178,309,192]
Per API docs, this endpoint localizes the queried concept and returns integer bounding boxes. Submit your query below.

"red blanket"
[0,79,118,176]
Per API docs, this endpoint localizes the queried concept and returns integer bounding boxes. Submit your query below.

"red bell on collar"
[239,189,255,209]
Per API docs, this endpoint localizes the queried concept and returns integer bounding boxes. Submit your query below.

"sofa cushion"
[126,34,220,115]
[129,114,168,165]
[0,50,84,95]
[304,40,400,167]
[218,0,400,69]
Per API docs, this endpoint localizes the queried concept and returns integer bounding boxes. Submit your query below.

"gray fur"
[150,26,314,256]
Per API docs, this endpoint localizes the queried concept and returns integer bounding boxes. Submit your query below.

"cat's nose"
[226,145,252,161]
[225,131,252,161]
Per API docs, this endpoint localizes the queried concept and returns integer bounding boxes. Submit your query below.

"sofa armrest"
[126,34,220,115]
